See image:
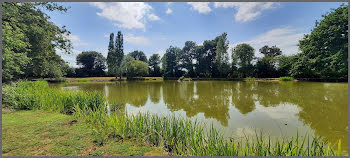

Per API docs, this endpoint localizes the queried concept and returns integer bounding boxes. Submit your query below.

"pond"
[51,80,348,153]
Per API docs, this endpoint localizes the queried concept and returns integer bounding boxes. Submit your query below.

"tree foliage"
[2,2,72,82]
[291,4,348,79]
[232,43,255,77]
[76,51,106,77]
[148,54,161,77]
[107,31,124,78]
[128,50,148,63]
[163,46,182,77]
[121,56,148,78]
[215,33,230,77]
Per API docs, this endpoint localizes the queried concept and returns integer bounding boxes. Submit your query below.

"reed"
[279,76,294,81]
[2,80,106,114]
[74,105,342,156]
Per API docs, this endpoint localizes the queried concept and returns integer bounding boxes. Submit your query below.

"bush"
[2,80,107,114]
[279,76,294,81]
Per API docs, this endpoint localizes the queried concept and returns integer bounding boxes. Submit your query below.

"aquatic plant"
[279,77,294,81]
[2,80,106,114]
[74,104,342,156]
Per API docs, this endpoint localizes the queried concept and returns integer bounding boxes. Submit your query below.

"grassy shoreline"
[2,81,344,156]
[2,110,166,156]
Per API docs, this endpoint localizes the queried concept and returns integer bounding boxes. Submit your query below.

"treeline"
[68,4,348,80]
[2,3,348,82]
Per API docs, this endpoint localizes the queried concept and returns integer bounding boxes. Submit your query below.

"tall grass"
[279,77,294,81]
[2,80,106,114]
[74,105,342,156]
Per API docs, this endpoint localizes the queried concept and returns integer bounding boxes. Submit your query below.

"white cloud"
[65,34,87,46]
[124,34,150,46]
[104,34,110,38]
[230,27,306,57]
[214,2,278,22]
[166,8,173,14]
[148,13,160,21]
[187,2,211,14]
[90,2,160,29]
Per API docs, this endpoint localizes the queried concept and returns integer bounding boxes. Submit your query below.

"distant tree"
[291,4,348,79]
[128,50,148,62]
[194,45,206,76]
[215,33,230,77]
[232,43,255,78]
[259,45,282,57]
[121,56,148,78]
[179,41,196,77]
[276,55,295,77]
[107,33,116,75]
[163,46,182,77]
[202,39,218,77]
[115,31,124,79]
[148,54,161,76]
[256,57,277,78]
[256,45,282,77]
[76,51,106,77]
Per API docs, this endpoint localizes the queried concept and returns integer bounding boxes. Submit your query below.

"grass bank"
[2,81,344,156]
[2,110,166,156]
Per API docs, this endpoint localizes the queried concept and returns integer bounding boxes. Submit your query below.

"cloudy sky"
[45,2,345,67]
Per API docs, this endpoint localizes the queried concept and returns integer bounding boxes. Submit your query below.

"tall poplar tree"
[115,31,124,79]
[215,33,230,77]
[106,33,116,75]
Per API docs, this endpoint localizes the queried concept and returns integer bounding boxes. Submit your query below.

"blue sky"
[45,2,345,67]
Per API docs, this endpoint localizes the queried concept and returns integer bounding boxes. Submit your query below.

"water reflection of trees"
[231,82,256,114]
[105,82,149,107]
[162,81,230,126]
[68,81,347,151]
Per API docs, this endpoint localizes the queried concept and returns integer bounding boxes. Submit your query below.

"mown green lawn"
[2,110,167,156]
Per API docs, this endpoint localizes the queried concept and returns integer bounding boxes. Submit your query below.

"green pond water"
[51,80,348,153]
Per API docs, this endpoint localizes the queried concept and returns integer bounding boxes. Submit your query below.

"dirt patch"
[40,138,51,144]
[62,120,77,128]
[40,131,50,136]
[79,142,98,156]
[144,150,169,156]
[30,144,54,156]
[2,108,16,113]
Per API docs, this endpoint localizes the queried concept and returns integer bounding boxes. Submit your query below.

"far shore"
[30,76,347,83]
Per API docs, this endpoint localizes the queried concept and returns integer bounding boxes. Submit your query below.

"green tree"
[163,46,182,77]
[2,2,72,81]
[276,55,295,77]
[256,45,282,77]
[128,50,148,62]
[291,4,348,79]
[215,33,230,77]
[232,43,255,78]
[107,33,116,75]
[111,31,124,79]
[76,51,106,77]
[259,45,282,57]
[121,56,148,78]
[148,54,161,76]
[179,41,196,77]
